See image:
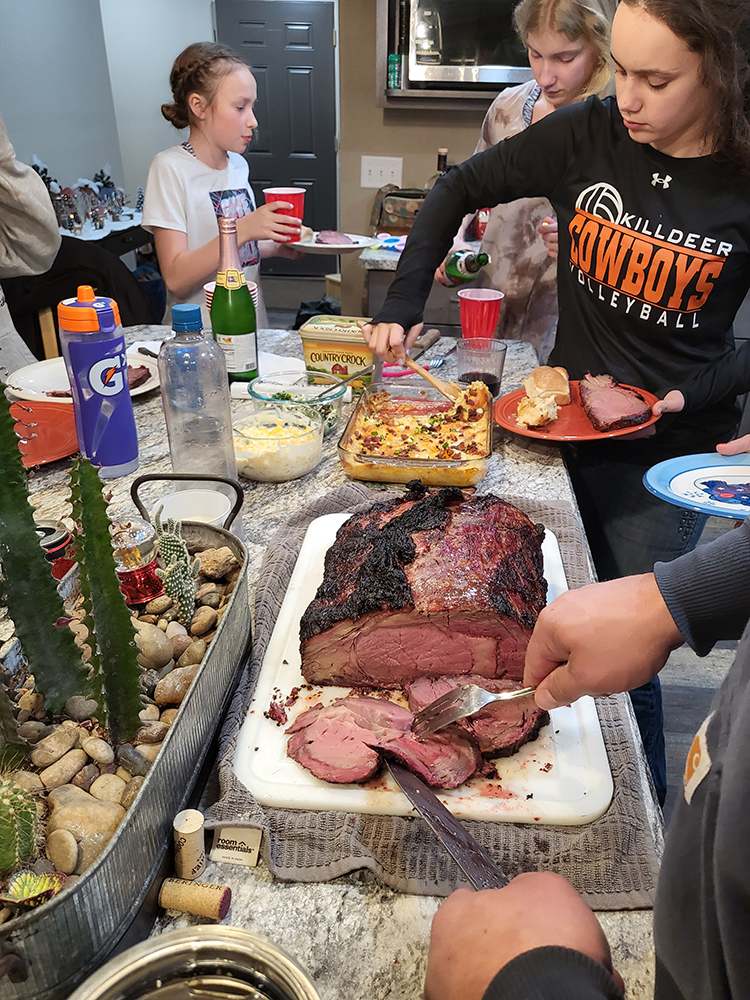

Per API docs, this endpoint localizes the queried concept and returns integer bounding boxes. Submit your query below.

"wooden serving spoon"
[402,356,461,401]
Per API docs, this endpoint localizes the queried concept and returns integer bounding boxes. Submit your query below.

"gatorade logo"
[89,353,125,396]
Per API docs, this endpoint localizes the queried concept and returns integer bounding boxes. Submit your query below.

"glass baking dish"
[336,381,492,486]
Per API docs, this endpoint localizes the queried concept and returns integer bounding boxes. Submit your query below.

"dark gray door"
[216,0,337,277]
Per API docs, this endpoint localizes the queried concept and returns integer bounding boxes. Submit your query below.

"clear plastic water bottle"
[58,284,139,478]
[158,304,237,486]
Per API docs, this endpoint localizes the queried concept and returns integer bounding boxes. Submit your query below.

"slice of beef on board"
[300,483,547,688]
[406,676,549,758]
[286,696,480,787]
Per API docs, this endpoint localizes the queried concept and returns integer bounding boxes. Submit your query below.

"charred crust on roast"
[299,483,464,643]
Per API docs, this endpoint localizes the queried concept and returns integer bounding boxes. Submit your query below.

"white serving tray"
[234,512,613,825]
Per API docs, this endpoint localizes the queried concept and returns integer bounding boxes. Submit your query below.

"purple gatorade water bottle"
[58,285,139,478]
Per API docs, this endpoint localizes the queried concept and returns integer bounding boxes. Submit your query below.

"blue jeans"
[563,441,709,806]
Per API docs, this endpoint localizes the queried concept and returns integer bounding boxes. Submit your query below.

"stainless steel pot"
[67,926,321,1000]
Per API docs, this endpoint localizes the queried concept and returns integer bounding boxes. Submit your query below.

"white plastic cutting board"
[234,513,613,825]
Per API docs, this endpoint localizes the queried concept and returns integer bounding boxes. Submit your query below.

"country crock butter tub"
[68,926,321,1000]
[298,315,373,387]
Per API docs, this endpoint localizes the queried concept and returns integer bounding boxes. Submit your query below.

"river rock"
[195,582,220,601]
[197,546,238,580]
[135,742,162,763]
[140,668,160,698]
[189,606,217,636]
[17,720,46,744]
[39,749,88,789]
[177,640,206,668]
[197,591,221,610]
[76,831,114,875]
[134,622,174,670]
[169,633,194,659]
[154,663,200,705]
[136,721,169,744]
[64,695,99,722]
[17,690,45,718]
[139,703,160,723]
[138,614,159,625]
[115,767,132,783]
[116,744,151,777]
[10,770,43,792]
[31,727,79,768]
[71,763,100,792]
[160,708,179,726]
[166,621,187,638]
[47,784,125,839]
[121,775,145,810]
[33,858,55,874]
[145,594,173,615]
[89,773,126,804]
[46,829,78,875]
[81,737,115,766]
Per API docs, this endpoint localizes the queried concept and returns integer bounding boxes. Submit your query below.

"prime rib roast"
[579,373,651,433]
[300,484,547,687]
[286,697,480,787]
[406,676,548,758]
[315,230,353,244]
[286,485,550,788]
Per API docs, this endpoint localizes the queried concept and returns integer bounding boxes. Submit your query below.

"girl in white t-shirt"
[143,42,300,327]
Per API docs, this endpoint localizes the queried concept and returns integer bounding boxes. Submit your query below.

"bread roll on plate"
[523,366,570,405]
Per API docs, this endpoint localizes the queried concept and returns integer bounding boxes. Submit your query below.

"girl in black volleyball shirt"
[363,0,750,806]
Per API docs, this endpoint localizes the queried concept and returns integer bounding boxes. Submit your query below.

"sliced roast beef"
[286,696,480,787]
[315,230,353,244]
[300,484,547,688]
[406,676,549,757]
[579,373,652,433]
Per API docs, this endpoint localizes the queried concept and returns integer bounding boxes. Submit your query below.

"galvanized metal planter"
[0,524,250,1000]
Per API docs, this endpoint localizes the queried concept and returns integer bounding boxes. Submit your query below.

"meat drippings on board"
[579,373,651,432]
[286,696,480,786]
[299,483,547,687]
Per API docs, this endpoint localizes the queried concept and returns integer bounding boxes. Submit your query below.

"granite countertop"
[22,326,657,999]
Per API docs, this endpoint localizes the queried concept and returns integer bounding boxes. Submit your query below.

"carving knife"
[386,759,509,890]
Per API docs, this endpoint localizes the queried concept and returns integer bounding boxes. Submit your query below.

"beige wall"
[338,0,487,315]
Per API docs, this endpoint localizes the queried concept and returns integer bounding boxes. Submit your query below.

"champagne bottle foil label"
[64,335,138,468]
[173,808,206,880]
[216,267,246,290]
[215,333,258,373]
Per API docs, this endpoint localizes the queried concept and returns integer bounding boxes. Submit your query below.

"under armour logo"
[651,173,672,189]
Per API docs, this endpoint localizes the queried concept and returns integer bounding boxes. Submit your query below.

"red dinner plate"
[493,381,661,442]
[10,400,79,467]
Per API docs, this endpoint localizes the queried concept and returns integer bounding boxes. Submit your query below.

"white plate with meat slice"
[5,352,159,403]
[293,231,374,254]
[234,511,613,825]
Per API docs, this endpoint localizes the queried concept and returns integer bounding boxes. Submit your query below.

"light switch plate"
[361,155,403,188]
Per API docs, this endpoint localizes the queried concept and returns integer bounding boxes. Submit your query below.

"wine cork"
[173,808,206,880]
[158,878,231,920]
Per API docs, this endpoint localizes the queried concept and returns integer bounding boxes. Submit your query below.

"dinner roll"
[523,366,570,406]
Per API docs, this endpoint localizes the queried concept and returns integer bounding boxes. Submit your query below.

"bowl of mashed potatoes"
[232,403,324,482]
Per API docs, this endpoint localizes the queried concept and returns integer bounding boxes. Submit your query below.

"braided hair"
[161,42,247,130]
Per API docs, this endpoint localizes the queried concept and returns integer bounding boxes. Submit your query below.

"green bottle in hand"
[443,249,491,286]
[211,216,258,382]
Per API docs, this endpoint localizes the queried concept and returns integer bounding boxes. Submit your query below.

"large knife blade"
[386,759,508,890]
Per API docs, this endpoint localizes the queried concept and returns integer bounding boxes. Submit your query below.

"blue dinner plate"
[643,453,750,518]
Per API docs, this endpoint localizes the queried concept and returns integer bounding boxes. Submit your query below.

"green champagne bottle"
[211,216,258,382]
[443,249,491,286]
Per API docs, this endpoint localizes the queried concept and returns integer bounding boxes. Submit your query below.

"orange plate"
[10,400,79,468]
[493,381,660,442]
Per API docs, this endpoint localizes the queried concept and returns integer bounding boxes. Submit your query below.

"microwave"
[397,0,532,89]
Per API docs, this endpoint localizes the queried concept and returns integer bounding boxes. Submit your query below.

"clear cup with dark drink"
[456,338,507,399]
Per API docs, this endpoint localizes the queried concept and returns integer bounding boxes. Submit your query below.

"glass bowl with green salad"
[247,370,348,436]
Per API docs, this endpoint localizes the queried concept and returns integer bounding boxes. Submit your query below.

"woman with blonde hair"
[436,0,616,359]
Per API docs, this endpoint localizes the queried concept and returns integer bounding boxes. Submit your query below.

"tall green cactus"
[68,458,142,745]
[0,396,89,714]
[0,778,38,875]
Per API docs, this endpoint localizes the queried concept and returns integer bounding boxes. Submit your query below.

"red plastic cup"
[262,187,305,242]
[457,288,505,339]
